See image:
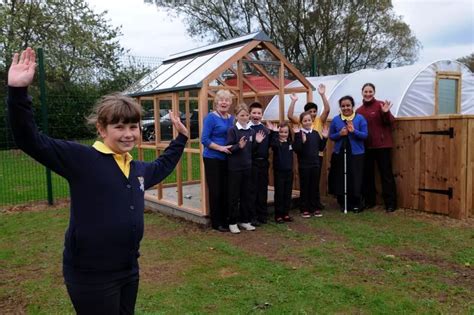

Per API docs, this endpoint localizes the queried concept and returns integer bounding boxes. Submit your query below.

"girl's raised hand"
[301,131,307,143]
[290,93,298,102]
[169,111,189,137]
[266,121,279,132]
[321,125,329,138]
[255,130,266,143]
[381,100,393,113]
[8,47,37,87]
[340,127,348,136]
[238,136,247,149]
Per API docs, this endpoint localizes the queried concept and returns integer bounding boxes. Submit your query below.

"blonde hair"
[87,93,142,129]
[234,103,249,115]
[213,89,233,107]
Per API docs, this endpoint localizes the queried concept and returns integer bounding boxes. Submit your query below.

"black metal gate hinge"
[418,187,453,199]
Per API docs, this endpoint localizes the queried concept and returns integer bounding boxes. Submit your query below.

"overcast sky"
[86,0,474,65]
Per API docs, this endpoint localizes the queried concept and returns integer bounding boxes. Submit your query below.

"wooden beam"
[237,59,243,103]
[185,91,192,182]
[172,92,183,206]
[198,84,209,216]
[262,41,314,91]
[227,66,260,94]
[279,60,285,123]
[243,56,279,89]
[205,40,260,83]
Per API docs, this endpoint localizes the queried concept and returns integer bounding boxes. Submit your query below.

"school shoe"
[238,222,256,231]
[301,211,311,218]
[283,215,294,222]
[251,220,261,227]
[313,210,323,217]
[275,217,284,224]
[229,224,241,234]
[386,206,396,212]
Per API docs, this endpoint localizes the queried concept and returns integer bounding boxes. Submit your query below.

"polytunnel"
[263,60,474,120]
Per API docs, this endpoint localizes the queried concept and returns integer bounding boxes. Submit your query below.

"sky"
[86,0,474,65]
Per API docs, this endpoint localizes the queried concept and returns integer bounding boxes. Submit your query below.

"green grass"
[0,141,201,207]
[0,207,472,314]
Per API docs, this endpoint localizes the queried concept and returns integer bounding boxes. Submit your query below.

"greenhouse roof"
[124,31,273,97]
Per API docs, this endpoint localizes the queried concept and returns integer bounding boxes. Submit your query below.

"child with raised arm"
[293,111,329,218]
[267,121,294,223]
[287,84,330,211]
[226,104,266,234]
[7,47,188,314]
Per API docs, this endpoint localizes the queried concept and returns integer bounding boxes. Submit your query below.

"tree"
[0,0,125,86]
[457,53,474,72]
[148,0,420,75]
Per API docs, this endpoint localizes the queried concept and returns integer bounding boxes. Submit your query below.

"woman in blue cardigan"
[328,96,368,212]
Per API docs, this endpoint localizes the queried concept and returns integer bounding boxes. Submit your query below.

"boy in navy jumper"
[7,47,188,314]
[267,121,294,223]
[293,111,328,218]
[227,104,266,234]
[249,102,270,225]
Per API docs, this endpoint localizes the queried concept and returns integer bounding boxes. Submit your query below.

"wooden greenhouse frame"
[126,31,314,223]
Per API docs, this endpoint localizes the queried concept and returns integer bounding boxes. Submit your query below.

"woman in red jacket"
[356,83,397,212]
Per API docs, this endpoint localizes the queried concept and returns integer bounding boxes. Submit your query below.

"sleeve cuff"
[8,86,29,101]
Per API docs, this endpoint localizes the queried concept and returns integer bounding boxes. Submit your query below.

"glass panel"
[159,52,218,90]
[438,79,458,114]
[126,63,175,94]
[178,46,242,88]
[140,59,193,92]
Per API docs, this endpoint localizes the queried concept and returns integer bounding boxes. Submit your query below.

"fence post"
[37,48,54,205]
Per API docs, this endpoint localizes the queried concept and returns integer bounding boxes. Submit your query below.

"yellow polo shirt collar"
[93,141,133,178]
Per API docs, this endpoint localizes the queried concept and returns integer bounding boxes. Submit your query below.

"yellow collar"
[93,141,133,178]
[340,112,355,121]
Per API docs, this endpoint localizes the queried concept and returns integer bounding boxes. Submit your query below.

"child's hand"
[318,84,326,95]
[321,125,329,138]
[339,127,348,136]
[169,111,189,137]
[238,136,247,149]
[346,121,354,133]
[290,93,298,102]
[8,47,37,87]
[266,121,278,132]
[255,130,266,143]
[219,145,232,154]
[301,132,307,143]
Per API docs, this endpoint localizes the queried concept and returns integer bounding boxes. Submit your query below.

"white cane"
[343,142,348,214]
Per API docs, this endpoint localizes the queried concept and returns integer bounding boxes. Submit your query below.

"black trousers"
[315,155,323,205]
[228,168,252,224]
[66,275,139,315]
[363,148,397,208]
[250,159,269,221]
[274,170,293,218]
[204,158,229,228]
[298,166,320,213]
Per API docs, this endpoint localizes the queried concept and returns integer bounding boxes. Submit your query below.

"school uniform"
[293,129,327,214]
[8,87,187,314]
[249,122,270,223]
[269,131,293,219]
[226,122,256,225]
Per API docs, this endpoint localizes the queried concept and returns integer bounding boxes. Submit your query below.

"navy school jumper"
[8,87,187,283]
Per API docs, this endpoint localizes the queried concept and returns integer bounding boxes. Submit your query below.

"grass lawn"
[0,141,200,207]
[0,205,473,314]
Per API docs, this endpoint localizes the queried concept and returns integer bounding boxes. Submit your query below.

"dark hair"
[362,83,376,92]
[338,95,355,108]
[304,102,318,112]
[87,93,142,129]
[299,111,312,123]
[249,102,263,111]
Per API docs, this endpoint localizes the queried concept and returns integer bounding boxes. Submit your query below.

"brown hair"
[362,83,376,92]
[299,111,312,123]
[234,103,249,115]
[87,93,142,129]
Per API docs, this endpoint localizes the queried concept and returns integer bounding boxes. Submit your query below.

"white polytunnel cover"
[263,60,474,120]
